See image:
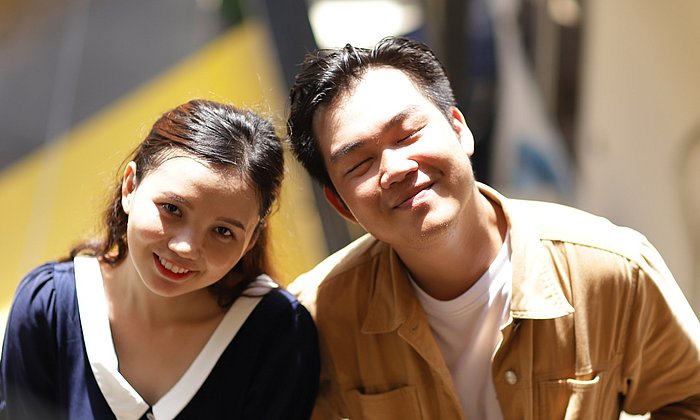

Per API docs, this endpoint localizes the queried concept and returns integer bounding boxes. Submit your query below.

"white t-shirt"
[410,233,512,420]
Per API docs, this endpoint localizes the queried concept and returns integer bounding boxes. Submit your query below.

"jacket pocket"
[538,374,603,419]
[345,386,423,420]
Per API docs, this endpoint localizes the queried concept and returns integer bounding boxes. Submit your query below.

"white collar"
[74,256,274,420]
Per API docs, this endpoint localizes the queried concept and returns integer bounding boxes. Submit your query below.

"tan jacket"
[290,185,700,419]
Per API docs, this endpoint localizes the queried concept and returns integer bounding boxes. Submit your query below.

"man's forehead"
[319,69,423,120]
[311,68,432,155]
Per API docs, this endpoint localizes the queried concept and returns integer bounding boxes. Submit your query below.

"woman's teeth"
[158,256,190,274]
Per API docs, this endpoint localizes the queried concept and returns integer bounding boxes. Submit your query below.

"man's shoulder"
[509,198,651,263]
[288,233,388,317]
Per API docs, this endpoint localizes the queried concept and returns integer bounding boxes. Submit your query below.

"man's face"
[313,67,477,249]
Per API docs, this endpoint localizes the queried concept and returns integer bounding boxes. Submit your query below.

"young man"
[287,37,700,419]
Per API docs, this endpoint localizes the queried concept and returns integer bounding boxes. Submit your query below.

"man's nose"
[379,149,418,189]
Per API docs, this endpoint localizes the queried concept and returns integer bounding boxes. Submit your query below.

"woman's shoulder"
[11,260,76,313]
[17,260,75,290]
[259,285,309,312]
[249,282,316,329]
[243,275,307,313]
[234,284,318,359]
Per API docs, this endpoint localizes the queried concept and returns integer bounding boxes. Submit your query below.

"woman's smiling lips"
[153,254,195,281]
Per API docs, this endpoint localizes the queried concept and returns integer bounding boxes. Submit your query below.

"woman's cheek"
[129,208,167,243]
[209,242,244,271]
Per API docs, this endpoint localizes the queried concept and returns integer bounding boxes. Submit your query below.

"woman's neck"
[100,257,223,328]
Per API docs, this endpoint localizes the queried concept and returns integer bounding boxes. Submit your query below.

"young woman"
[0,99,319,419]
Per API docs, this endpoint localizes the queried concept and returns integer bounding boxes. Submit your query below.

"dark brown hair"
[69,99,285,307]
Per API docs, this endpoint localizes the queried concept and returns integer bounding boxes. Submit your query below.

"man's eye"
[214,226,233,238]
[399,128,422,143]
[159,203,181,216]
[346,158,371,175]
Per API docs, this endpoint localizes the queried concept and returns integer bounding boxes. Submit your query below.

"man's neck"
[397,191,507,301]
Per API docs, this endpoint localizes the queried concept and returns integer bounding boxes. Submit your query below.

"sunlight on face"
[313,67,475,249]
[121,155,261,298]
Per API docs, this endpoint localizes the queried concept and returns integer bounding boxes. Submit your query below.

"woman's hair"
[69,99,285,307]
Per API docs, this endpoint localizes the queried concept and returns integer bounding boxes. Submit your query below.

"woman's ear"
[121,161,138,215]
[323,187,357,222]
[244,224,261,254]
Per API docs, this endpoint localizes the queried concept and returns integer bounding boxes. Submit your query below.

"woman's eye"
[159,203,181,216]
[214,226,233,238]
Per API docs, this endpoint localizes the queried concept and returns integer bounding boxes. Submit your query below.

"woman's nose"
[168,230,201,259]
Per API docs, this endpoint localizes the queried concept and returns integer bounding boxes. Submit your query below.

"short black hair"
[287,36,456,190]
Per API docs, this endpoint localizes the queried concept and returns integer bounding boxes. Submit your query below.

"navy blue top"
[0,261,320,419]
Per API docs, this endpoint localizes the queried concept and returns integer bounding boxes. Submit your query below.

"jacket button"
[505,370,518,385]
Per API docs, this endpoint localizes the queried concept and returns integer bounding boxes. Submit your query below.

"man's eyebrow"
[329,105,420,163]
[329,140,365,164]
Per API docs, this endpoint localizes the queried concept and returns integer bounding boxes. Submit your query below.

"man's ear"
[121,161,138,215]
[450,107,474,157]
[323,187,357,223]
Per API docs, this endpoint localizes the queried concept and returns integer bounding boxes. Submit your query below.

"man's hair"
[287,36,457,190]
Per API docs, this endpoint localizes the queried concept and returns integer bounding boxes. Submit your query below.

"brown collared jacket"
[290,184,700,419]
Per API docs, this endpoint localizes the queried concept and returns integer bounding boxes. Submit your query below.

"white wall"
[577,0,700,312]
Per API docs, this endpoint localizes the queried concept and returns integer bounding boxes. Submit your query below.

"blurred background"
[1,0,698,359]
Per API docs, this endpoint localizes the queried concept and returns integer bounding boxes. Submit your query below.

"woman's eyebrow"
[217,217,246,231]
[164,193,191,208]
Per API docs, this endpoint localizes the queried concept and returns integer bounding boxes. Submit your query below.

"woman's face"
[120,155,260,298]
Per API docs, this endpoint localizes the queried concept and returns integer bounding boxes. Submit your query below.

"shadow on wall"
[678,122,700,314]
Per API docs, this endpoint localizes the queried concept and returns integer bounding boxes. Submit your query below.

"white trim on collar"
[74,256,274,420]
[75,256,148,419]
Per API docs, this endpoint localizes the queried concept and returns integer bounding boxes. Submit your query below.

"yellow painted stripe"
[0,21,327,336]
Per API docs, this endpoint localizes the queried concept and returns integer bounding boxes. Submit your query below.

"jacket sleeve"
[310,340,348,420]
[0,263,60,419]
[292,275,348,420]
[620,239,700,418]
[242,295,321,420]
